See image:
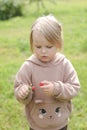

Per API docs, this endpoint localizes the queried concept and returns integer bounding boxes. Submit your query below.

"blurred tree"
[29,0,56,11]
[0,0,23,20]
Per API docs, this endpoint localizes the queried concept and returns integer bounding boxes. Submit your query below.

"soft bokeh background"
[0,0,87,129]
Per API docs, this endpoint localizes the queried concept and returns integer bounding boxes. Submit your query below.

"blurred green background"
[0,0,87,129]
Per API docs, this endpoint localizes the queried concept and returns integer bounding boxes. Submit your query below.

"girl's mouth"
[42,55,48,57]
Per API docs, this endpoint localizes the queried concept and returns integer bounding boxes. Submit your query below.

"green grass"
[0,0,87,129]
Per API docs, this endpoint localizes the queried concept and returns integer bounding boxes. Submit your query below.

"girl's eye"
[36,46,41,48]
[46,46,53,48]
[35,45,53,49]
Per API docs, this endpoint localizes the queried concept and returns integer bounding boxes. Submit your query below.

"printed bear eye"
[39,109,46,115]
[55,107,60,113]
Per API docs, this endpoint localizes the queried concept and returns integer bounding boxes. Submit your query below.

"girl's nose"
[41,47,47,53]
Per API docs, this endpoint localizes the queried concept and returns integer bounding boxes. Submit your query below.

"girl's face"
[32,31,57,63]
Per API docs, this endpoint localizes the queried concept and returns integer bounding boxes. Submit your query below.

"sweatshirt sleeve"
[14,61,33,104]
[53,59,80,101]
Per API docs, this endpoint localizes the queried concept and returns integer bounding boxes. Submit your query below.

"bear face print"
[30,102,69,128]
[39,107,61,119]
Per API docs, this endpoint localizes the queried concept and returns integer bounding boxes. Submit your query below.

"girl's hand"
[40,80,54,96]
[17,85,32,99]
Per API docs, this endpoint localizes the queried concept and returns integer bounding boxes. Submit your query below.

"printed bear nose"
[50,115,52,119]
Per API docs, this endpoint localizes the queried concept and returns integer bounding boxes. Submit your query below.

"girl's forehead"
[32,31,52,45]
[33,30,45,41]
[33,30,41,38]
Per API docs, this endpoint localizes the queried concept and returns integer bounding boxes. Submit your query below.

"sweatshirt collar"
[27,53,65,67]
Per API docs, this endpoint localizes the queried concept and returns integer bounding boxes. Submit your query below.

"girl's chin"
[39,58,51,63]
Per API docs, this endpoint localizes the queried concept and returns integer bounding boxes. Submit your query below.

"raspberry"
[39,83,44,86]
[32,86,35,90]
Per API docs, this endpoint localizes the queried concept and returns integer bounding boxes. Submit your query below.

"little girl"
[14,15,80,130]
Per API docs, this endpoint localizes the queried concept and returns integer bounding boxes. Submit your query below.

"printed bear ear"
[55,107,60,113]
[39,109,46,115]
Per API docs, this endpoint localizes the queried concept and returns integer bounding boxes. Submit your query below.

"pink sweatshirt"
[14,53,80,130]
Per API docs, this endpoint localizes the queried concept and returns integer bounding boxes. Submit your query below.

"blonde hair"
[30,15,63,50]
